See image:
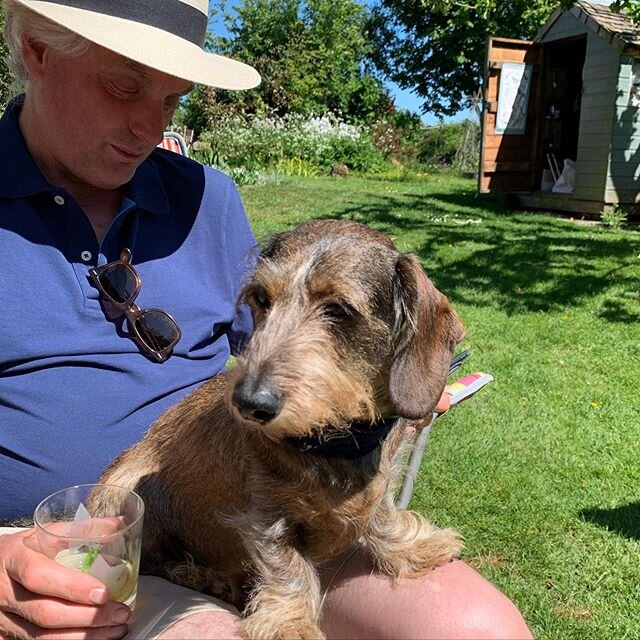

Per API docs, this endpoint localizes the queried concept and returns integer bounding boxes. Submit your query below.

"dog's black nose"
[232,377,283,424]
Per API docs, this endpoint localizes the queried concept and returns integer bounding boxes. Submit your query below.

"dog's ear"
[389,254,465,419]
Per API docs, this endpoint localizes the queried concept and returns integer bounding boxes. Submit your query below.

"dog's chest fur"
[104,373,402,572]
[243,434,401,563]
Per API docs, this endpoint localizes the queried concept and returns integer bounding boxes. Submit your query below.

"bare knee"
[321,552,533,640]
[428,561,534,639]
[157,611,244,639]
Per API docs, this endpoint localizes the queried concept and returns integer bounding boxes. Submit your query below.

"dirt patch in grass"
[467,552,508,571]
[553,603,593,623]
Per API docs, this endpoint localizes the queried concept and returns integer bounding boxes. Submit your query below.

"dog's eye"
[322,301,354,321]
[249,290,271,312]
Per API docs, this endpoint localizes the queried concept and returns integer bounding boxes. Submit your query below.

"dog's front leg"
[241,517,324,640]
[363,494,463,579]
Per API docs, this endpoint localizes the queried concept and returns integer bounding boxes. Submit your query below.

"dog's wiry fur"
[98,219,466,639]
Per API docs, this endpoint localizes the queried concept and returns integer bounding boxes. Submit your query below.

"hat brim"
[15,1,261,90]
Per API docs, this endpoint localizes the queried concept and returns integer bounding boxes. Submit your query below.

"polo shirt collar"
[0,95,50,198]
[0,94,170,216]
[127,155,170,216]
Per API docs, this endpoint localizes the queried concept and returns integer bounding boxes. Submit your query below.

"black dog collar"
[286,417,399,459]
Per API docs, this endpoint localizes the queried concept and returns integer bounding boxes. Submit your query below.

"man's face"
[27,44,193,191]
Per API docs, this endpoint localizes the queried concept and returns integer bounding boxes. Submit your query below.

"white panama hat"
[11,0,261,90]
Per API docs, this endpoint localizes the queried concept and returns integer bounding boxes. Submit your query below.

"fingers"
[0,529,130,639]
[0,610,128,640]
[10,582,130,629]
[6,531,110,605]
[435,392,451,414]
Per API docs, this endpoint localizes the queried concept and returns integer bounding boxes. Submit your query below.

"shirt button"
[81,250,92,262]
[54,195,65,205]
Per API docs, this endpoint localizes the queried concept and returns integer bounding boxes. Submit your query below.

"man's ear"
[21,35,49,79]
[389,253,465,419]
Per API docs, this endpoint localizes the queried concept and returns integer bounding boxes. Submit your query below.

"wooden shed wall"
[606,55,640,204]
[541,11,619,203]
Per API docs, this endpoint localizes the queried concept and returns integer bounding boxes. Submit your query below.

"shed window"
[495,62,533,135]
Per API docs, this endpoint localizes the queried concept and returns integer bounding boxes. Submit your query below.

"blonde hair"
[3,0,91,88]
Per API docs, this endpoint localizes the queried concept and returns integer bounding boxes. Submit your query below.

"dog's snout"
[232,376,283,424]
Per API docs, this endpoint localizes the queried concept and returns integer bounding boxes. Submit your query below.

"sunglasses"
[89,249,181,363]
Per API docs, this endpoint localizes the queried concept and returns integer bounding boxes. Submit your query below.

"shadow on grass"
[580,503,640,541]
[315,188,640,321]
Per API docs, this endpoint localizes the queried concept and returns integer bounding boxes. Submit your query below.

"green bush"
[323,134,386,173]
[195,112,386,174]
[600,204,628,230]
[275,157,321,177]
[417,120,479,169]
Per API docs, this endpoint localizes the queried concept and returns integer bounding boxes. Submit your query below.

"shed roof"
[537,1,640,53]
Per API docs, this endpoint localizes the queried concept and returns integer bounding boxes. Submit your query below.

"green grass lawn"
[240,174,640,639]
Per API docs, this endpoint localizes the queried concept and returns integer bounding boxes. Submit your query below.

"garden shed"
[479,1,640,216]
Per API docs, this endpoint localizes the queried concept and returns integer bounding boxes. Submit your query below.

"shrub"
[322,134,386,173]
[600,205,628,230]
[190,146,261,186]
[275,157,321,177]
[194,112,386,175]
[417,120,479,170]
[368,113,424,165]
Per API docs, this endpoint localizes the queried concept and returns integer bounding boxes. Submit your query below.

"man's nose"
[128,100,166,147]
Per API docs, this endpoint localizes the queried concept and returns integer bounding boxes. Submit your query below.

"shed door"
[479,37,542,192]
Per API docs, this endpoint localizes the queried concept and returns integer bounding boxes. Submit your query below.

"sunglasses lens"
[99,265,137,305]
[135,311,179,352]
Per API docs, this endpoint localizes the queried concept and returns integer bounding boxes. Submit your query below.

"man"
[0,1,533,638]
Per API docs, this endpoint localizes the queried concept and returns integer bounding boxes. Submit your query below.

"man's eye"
[107,81,139,98]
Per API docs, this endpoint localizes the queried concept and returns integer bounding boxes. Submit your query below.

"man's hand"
[0,529,130,639]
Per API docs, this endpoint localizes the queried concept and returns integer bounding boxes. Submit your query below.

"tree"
[180,0,392,132]
[369,0,640,118]
[611,0,640,23]
[368,0,575,118]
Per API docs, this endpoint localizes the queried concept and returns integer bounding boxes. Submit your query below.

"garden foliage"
[0,7,14,109]
[368,0,639,117]
[181,0,391,134]
[191,111,387,178]
[418,120,479,168]
[368,0,573,117]
[189,110,479,181]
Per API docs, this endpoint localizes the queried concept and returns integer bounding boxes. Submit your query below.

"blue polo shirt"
[0,97,257,519]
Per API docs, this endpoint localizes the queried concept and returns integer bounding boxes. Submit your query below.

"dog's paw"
[155,559,245,608]
[367,508,464,579]
[395,526,463,578]
[243,613,324,640]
